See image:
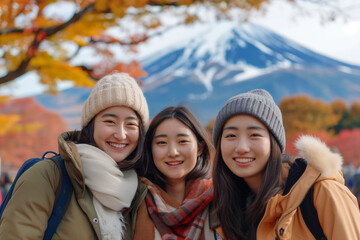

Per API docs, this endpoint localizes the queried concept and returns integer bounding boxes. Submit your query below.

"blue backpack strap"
[0,158,43,217]
[43,154,73,240]
[0,151,73,239]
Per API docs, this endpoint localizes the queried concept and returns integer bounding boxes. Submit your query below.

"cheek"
[259,139,271,157]
[129,130,140,143]
[189,146,199,165]
[152,145,164,163]
[220,141,233,158]
[93,126,104,146]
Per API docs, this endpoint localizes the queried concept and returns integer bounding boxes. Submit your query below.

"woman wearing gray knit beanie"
[0,72,150,239]
[210,89,360,240]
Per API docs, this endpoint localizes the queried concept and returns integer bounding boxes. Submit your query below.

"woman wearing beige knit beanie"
[0,72,150,239]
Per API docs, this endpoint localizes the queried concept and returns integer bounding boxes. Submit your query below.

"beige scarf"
[76,144,138,240]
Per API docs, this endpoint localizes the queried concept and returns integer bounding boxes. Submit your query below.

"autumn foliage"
[279,95,341,138]
[286,129,360,167]
[0,97,68,174]
[0,0,269,94]
[280,95,360,167]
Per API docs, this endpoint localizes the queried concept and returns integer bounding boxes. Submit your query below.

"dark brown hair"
[140,106,214,189]
[70,110,145,171]
[212,132,282,240]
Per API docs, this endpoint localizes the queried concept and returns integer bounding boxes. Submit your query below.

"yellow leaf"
[0,96,12,103]
[123,0,148,8]
[95,0,108,12]
[0,114,20,136]
[72,36,88,47]
[9,122,44,134]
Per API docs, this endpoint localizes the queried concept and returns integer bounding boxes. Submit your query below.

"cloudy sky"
[1,0,359,97]
[251,0,360,66]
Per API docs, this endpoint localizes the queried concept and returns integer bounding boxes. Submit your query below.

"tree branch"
[0,4,96,85]
[0,4,95,35]
[0,59,31,85]
[0,0,204,85]
[148,0,201,6]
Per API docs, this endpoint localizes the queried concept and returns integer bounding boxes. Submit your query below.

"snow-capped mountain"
[35,21,360,128]
[140,21,360,124]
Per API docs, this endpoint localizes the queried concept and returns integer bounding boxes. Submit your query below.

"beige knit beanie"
[81,72,149,130]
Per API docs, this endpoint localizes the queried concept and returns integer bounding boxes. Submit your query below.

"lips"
[108,142,126,149]
[233,157,254,163]
[166,161,184,166]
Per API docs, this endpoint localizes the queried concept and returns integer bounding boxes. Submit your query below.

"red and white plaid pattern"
[143,178,214,240]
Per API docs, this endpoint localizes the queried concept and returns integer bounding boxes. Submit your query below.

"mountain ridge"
[34,21,360,129]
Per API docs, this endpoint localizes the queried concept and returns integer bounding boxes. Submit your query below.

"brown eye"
[155,140,166,145]
[224,134,236,138]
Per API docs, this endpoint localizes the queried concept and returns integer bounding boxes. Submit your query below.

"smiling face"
[220,114,271,193]
[93,106,140,163]
[152,118,201,185]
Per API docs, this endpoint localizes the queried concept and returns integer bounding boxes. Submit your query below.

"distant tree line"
[280,95,360,138]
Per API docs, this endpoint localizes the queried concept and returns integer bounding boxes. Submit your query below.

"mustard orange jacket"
[258,135,360,240]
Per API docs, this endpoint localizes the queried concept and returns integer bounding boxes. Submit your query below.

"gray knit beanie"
[81,72,149,130]
[212,89,286,152]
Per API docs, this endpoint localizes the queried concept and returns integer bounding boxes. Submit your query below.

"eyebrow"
[154,133,190,139]
[101,113,138,121]
[223,125,266,131]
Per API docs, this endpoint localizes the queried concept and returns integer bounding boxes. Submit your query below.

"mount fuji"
[35,21,360,128]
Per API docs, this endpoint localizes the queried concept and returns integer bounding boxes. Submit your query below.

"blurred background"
[1,0,360,200]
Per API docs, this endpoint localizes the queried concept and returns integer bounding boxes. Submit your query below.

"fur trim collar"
[295,135,343,177]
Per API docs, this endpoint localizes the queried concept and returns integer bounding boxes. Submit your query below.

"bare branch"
[0,59,31,85]
[0,4,96,85]
[0,4,95,35]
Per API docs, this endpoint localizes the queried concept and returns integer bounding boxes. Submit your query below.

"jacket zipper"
[262,173,321,239]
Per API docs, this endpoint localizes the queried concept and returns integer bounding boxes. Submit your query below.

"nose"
[235,138,250,154]
[114,124,126,140]
[167,143,179,158]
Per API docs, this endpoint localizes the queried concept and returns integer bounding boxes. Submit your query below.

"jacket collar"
[58,131,87,197]
[295,135,343,177]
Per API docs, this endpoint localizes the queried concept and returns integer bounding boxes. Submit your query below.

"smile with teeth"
[109,142,126,148]
[166,161,184,166]
[234,158,254,163]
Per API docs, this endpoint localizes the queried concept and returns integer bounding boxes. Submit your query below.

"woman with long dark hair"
[128,106,216,240]
[0,72,149,239]
[211,89,360,239]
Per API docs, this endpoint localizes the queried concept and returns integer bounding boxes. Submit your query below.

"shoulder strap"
[0,152,73,240]
[43,154,73,240]
[300,185,327,240]
[284,158,327,240]
[0,158,43,218]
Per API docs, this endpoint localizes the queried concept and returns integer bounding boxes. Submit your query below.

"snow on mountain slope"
[34,21,360,128]
[141,21,360,99]
[139,21,360,123]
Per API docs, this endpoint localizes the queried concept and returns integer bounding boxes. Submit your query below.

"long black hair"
[212,133,282,240]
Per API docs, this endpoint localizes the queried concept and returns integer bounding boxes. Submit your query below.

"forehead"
[155,118,193,135]
[224,114,266,129]
[97,106,137,118]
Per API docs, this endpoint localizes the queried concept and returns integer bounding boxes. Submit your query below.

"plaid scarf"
[141,177,213,240]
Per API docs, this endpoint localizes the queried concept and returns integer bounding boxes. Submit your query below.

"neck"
[244,173,263,194]
[165,179,186,204]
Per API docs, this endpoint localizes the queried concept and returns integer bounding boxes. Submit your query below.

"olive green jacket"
[123,179,148,240]
[0,132,101,239]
